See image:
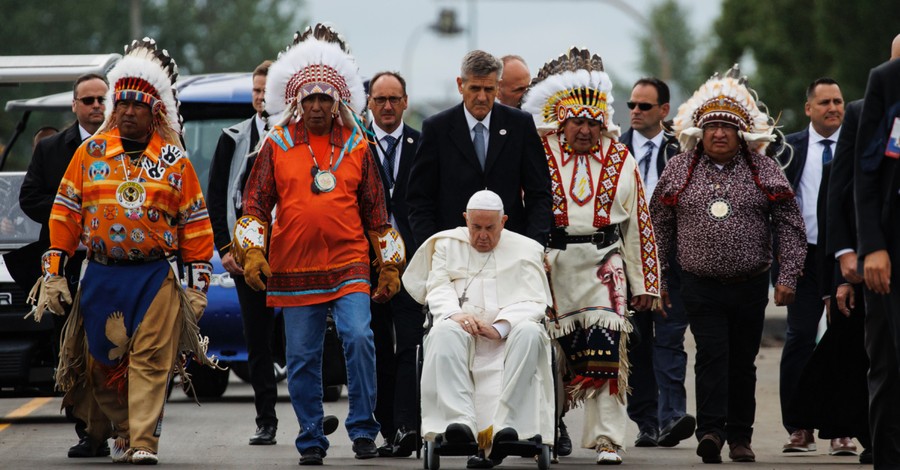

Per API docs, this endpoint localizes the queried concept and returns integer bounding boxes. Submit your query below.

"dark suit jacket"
[20,122,82,241]
[406,103,552,246]
[855,58,900,261]
[826,99,862,259]
[783,129,810,192]
[618,128,680,184]
[368,123,421,254]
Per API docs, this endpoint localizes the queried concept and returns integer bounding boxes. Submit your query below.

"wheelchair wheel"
[537,444,551,470]
[425,440,440,470]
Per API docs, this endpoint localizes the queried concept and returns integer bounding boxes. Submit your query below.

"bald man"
[498,55,531,109]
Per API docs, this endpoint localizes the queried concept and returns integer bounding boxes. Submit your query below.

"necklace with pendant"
[707,159,736,221]
[308,142,336,194]
[116,152,147,210]
[458,249,495,307]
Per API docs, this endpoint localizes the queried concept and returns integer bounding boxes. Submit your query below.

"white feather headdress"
[100,38,182,147]
[265,24,365,131]
[521,47,619,138]
[673,64,775,153]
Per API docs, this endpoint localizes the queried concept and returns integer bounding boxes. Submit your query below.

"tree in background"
[636,0,704,106]
[0,0,302,168]
[702,0,895,132]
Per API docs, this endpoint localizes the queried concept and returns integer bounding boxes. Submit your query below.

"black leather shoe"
[444,423,475,444]
[658,414,696,447]
[491,427,519,461]
[557,418,573,456]
[353,437,378,459]
[859,448,873,464]
[249,424,277,445]
[393,426,418,457]
[376,437,395,457]
[322,415,339,436]
[299,446,325,465]
[68,436,111,458]
[635,428,659,447]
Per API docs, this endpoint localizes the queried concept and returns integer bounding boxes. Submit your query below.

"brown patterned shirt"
[650,150,806,289]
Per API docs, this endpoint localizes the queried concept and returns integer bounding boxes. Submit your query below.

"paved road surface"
[0,305,869,468]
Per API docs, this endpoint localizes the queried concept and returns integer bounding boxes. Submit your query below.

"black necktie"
[639,141,654,183]
[821,139,833,164]
[382,135,399,186]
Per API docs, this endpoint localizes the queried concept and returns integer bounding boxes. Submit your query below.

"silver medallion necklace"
[307,142,337,194]
[707,159,737,221]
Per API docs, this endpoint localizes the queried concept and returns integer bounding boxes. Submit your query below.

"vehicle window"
[0,173,41,248]
[182,118,241,196]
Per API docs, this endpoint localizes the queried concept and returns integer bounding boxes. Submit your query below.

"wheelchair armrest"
[422,303,434,335]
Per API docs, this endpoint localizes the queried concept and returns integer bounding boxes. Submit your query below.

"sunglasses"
[76,96,106,106]
[626,101,658,111]
[371,96,404,106]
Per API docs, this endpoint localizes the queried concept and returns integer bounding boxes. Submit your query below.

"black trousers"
[370,287,423,440]
[681,270,768,445]
[863,287,900,468]
[234,274,279,427]
[780,244,823,432]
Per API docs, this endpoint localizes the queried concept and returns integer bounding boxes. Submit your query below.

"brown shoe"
[783,429,816,453]
[696,433,723,464]
[829,437,858,456]
[729,441,756,462]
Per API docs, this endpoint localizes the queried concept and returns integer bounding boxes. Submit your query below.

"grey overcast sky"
[306,0,723,105]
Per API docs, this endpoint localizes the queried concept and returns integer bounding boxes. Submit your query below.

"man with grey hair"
[407,50,551,248]
[497,55,531,108]
[403,189,554,466]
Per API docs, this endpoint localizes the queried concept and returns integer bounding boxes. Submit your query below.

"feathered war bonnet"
[673,64,776,154]
[99,37,182,148]
[521,47,619,139]
[265,24,366,134]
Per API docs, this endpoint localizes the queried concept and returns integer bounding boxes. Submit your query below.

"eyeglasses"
[76,96,106,106]
[626,101,658,111]
[703,122,737,131]
[371,96,404,106]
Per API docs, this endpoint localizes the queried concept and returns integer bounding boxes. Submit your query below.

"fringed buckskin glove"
[368,227,406,303]
[26,249,72,321]
[242,248,271,291]
[231,215,267,267]
[184,261,212,320]
[232,215,270,291]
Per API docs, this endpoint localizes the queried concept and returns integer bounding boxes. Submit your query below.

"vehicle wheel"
[537,444,550,470]
[426,441,439,470]
[183,362,229,399]
[323,384,342,402]
[422,440,429,469]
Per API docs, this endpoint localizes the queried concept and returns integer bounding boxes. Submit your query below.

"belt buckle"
[591,231,606,247]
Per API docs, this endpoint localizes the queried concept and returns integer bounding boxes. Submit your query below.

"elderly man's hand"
[450,312,482,336]
[477,324,502,340]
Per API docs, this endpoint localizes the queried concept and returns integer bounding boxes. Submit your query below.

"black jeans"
[370,288,424,440]
[681,270,768,445]
[234,274,279,427]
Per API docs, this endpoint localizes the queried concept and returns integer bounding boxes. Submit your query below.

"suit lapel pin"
[499,129,507,136]
[407,137,414,144]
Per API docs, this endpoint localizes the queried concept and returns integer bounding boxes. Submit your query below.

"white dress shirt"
[798,124,840,245]
[631,130,665,197]
[463,107,491,153]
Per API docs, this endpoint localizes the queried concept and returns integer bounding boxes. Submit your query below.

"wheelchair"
[415,307,556,470]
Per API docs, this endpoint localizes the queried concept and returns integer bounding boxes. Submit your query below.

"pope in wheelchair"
[403,190,555,466]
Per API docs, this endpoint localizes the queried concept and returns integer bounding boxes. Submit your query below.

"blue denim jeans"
[283,292,379,453]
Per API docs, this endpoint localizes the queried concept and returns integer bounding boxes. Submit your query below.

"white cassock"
[403,227,555,452]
